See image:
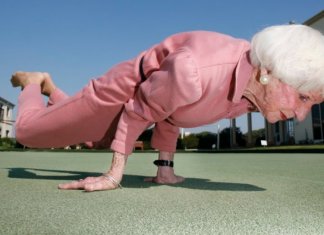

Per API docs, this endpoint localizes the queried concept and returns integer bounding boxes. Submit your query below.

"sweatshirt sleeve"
[151,120,180,152]
[110,47,202,155]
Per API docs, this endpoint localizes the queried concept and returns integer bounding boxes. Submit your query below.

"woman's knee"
[15,119,41,147]
[15,123,31,147]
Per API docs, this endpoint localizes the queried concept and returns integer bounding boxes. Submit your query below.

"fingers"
[58,180,85,190]
[58,176,99,190]
[58,176,118,192]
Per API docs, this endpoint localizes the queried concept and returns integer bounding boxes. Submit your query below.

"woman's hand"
[58,152,127,192]
[58,175,121,192]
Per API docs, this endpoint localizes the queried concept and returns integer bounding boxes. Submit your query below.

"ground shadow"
[6,167,265,192]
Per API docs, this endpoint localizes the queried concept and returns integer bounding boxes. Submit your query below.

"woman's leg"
[48,86,121,149]
[41,75,97,148]
[15,82,119,148]
[13,58,142,149]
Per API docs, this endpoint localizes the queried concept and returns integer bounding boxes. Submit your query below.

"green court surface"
[0,151,323,235]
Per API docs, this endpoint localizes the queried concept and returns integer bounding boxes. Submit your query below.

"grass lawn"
[0,151,323,235]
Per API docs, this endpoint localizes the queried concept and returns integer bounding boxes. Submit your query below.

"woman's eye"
[299,94,309,102]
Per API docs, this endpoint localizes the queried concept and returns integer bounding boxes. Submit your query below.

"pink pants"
[15,57,142,149]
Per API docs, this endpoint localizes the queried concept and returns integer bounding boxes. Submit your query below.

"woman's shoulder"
[167,31,250,67]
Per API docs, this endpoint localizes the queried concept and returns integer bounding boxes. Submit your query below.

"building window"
[274,122,280,143]
[0,107,3,120]
[321,103,324,140]
[287,119,294,137]
[312,104,322,140]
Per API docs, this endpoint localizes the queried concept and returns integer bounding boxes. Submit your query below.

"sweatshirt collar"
[230,50,254,103]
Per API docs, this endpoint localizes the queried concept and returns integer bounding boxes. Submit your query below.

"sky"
[0,1,323,134]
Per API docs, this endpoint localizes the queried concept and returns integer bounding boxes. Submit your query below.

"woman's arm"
[111,47,201,155]
[59,47,200,191]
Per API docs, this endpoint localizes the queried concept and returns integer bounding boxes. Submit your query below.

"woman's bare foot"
[41,74,56,96]
[11,71,56,96]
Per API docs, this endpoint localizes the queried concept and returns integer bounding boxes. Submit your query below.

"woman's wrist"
[104,152,128,181]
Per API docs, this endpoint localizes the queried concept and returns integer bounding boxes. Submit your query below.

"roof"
[304,10,324,25]
[0,96,15,108]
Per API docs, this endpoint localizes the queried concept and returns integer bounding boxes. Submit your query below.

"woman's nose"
[295,106,311,121]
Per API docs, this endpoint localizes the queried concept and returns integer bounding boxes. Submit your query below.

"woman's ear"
[260,68,268,76]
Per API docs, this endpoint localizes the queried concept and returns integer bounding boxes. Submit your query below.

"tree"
[244,128,265,146]
[219,127,246,148]
[0,137,15,149]
[182,134,199,149]
[196,132,217,149]
[137,128,153,149]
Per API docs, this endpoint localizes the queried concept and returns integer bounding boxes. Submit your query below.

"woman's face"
[254,76,323,123]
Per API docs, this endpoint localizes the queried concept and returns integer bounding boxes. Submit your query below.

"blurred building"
[295,10,324,144]
[0,96,15,138]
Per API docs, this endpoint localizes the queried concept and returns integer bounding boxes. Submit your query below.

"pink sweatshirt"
[111,31,254,155]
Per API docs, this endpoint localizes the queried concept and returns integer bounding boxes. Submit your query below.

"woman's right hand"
[58,175,121,192]
[58,151,127,192]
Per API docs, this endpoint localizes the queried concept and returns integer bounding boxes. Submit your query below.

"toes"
[11,73,23,87]
[144,177,154,182]
[42,72,51,79]
[176,176,185,183]
[10,71,46,88]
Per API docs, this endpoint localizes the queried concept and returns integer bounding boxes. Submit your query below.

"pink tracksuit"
[15,31,255,155]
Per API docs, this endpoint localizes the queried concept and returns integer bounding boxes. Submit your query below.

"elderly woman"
[11,24,324,192]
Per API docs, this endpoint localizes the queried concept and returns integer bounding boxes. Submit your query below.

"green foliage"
[0,137,15,149]
[196,132,217,149]
[138,128,153,150]
[176,138,184,149]
[137,127,265,150]
[248,128,266,146]
[220,127,246,148]
[182,134,199,149]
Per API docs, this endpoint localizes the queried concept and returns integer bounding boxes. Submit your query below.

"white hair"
[250,24,324,96]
